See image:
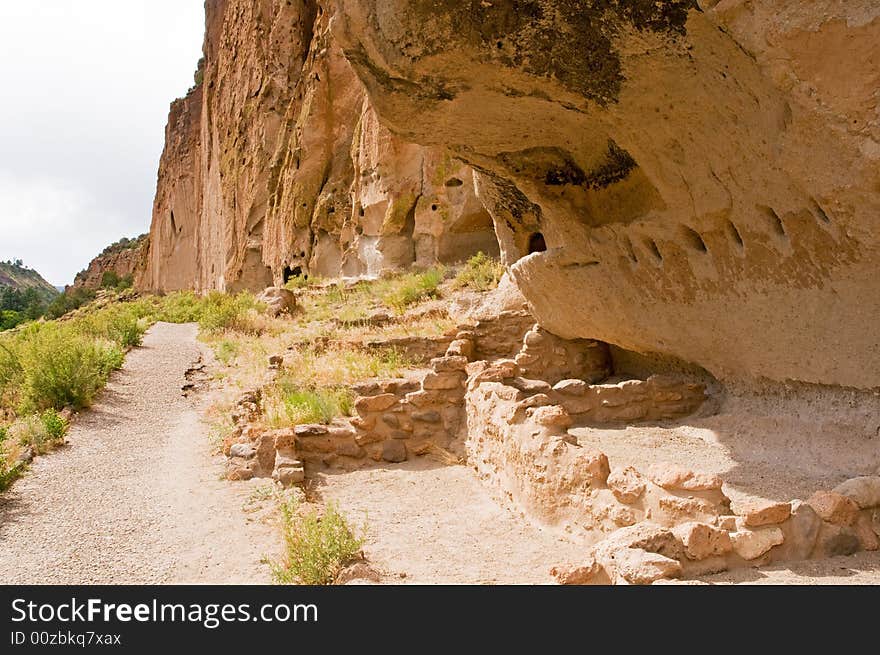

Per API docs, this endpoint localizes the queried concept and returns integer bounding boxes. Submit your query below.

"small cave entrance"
[283,265,304,284]
[528,232,547,254]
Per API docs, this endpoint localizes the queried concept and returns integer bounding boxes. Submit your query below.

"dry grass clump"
[270,496,366,585]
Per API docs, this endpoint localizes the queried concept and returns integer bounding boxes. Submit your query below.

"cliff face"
[72,236,149,291]
[331,0,880,389]
[142,0,497,293]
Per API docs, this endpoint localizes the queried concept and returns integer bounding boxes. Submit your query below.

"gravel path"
[0,322,276,584]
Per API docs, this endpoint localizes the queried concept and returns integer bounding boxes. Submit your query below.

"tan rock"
[446,339,474,360]
[422,372,464,390]
[552,379,589,396]
[354,394,398,414]
[807,490,860,526]
[646,464,723,492]
[673,522,733,561]
[527,405,572,429]
[811,523,862,559]
[731,499,792,527]
[656,496,721,524]
[550,558,608,585]
[430,356,469,373]
[381,440,407,463]
[854,512,879,551]
[772,500,822,563]
[353,431,383,446]
[594,523,683,562]
[832,476,880,509]
[613,549,682,585]
[607,467,646,505]
[730,526,785,560]
[270,428,297,450]
[257,287,297,316]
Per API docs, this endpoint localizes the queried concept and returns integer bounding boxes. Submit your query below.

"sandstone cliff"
[71,235,149,291]
[331,0,880,389]
[142,0,498,294]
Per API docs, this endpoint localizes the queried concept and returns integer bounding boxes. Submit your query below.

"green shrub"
[40,408,68,440]
[199,292,264,334]
[154,291,204,323]
[453,251,505,292]
[44,288,96,320]
[17,327,121,412]
[271,498,365,585]
[100,271,134,291]
[0,310,24,331]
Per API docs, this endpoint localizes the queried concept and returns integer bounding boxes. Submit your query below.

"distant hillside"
[0,260,58,301]
[71,234,149,292]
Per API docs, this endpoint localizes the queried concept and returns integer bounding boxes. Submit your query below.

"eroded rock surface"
[332,0,880,388]
[142,0,498,294]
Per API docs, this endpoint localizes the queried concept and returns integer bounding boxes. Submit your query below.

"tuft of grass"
[271,497,366,585]
[213,339,240,365]
[266,385,353,426]
[380,267,445,312]
[9,411,66,455]
[453,251,504,292]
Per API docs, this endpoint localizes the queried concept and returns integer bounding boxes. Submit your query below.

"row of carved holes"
[625,202,832,265]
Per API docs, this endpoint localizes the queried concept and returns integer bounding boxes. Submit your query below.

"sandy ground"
[0,323,277,584]
[315,460,586,584]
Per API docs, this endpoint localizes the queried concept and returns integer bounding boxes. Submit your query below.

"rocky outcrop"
[72,236,149,291]
[331,0,880,389]
[142,0,498,294]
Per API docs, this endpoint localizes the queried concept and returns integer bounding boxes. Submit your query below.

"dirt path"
[0,322,277,584]
[316,460,586,584]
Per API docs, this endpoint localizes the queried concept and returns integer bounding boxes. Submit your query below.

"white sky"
[0,0,205,286]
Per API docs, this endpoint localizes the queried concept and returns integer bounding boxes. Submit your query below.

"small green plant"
[381,267,445,312]
[0,457,22,492]
[453,251,505,292]
[271,497,366,585]
[213,339,240,365]
[40,408,68,440]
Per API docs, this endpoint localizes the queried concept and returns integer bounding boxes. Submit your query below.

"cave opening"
[528,232,547,254]
[283,265,304,283]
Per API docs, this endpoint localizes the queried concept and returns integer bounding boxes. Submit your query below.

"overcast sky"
[0,1,205,286]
